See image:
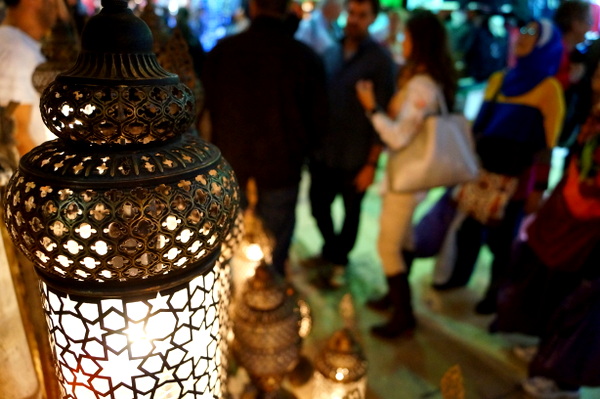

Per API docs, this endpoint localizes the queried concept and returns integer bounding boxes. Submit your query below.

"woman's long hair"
[400,9,458,110]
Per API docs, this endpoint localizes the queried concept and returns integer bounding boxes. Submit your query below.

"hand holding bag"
[387,88,480,193]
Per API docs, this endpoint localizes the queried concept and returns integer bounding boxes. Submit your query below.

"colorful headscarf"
[501,19,564,97]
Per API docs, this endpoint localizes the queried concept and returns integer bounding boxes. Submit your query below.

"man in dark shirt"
[308,0,395,286]
[202,0,327,277]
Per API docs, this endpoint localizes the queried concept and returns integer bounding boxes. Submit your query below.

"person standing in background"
[440,19,565,315]
[356,9,458,339]
[553,0,593,150]
[307,0,395,287]
[202,0,328,278]
[295,0,343,55]
[554,0,591,90]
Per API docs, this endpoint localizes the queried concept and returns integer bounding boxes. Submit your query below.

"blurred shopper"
[0,0,59,156]
[202,0,327,277]
[295,0,343,55]
[283,1,303,36]
[307,0,395,287]
[176,7,206,80]
[65,0,89,37]
[462,6,509,82]
[439,19,565,315]
[380,7,406,66]
[355,9,458,339]
[554,0,591,90]
[495,64,600,397]
[554,0,593,149]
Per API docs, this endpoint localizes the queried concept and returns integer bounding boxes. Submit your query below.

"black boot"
[367,292,391,311]
[475,283,500,315]
[371,273,416,339]
[368,251,415,312]
[433,217,482,291]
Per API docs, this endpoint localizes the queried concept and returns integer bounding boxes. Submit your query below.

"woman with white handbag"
[355,9,460,339]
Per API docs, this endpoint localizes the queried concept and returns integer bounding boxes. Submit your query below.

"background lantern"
[232,264,303,398]
[230,178,274,296]
[3,1,240,398]
[312,328,368,399]
[139,1,204,117]
[31,15,79,95]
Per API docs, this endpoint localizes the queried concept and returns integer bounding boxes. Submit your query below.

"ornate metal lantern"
[230,178,274,295]
[140,2,204,118]
[312,328,368,399]
[3,1,240,398]
[232,264,302,398]
[31,17,79,95]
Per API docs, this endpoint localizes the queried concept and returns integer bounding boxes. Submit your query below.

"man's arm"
[354,143,382,192]
[353,53,395,191]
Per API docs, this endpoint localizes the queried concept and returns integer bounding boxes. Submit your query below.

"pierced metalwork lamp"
[3,1,240,398]
[32,17,79,95]
[312,328,368,399]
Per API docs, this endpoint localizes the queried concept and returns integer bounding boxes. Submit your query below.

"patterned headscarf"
[501,19,564,97]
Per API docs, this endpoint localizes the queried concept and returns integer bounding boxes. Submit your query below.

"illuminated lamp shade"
[215,209,244,386]
[312,328,367,399]
[3,1,240,398]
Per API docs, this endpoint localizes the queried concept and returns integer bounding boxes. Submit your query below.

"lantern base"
[241,384,298,399]
[287,355,314,387]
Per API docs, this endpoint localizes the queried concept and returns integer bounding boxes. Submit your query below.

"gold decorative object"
[441,364,465,399]
[312,328,368,399]
[232,264,303,398]
[231,178,274,295]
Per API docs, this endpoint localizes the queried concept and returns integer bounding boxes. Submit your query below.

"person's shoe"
[366,294,391,312]
[370,318,416,339]
[431,281,468,291]
[522,377,580,399]
[513,345,538,363]
[474,296,497,315]
[301,255,330,269]
[370,273,416,339]
[327,265,346,289]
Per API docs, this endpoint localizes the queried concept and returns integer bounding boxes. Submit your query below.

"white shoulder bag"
[387,88,480,192]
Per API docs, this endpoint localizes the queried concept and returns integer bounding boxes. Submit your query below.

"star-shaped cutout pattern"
[149,293,170,313]
[96,349,143,388]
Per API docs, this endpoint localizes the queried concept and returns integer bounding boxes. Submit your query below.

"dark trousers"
[452,200,525,298]
[308,161,365,266]
[242,184,300,277]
